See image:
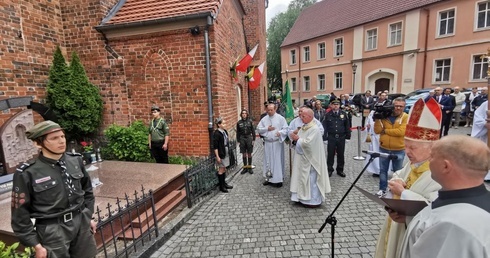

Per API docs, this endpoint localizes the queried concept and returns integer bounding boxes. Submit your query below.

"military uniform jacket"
[149,118,170,142]
[236,119,254,142]
[11,153,94,247]
[323,110,351,139]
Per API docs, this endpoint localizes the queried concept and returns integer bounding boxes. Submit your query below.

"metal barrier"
[184,140,237,208]
[94,187,159,258]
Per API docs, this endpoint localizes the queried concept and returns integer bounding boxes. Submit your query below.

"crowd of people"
[11,89,490,257]
[231,88,490,256]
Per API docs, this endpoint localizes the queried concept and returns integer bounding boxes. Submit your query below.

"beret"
[26,121,63,140]
[215,117,223,124]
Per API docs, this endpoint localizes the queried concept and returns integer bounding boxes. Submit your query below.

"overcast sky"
[266,0,293,28]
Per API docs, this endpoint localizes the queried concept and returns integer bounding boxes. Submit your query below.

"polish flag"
[235,45,258,72]
[248,62,264,90]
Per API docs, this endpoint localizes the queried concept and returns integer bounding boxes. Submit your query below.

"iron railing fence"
[94,186,159,258]
[184,140,237,208]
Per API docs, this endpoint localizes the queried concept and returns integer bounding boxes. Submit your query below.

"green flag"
[282,80,294,124]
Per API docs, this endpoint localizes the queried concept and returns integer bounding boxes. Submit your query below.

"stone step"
[120,188,186,240]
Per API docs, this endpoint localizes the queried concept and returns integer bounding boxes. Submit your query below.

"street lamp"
[352,63,358,94]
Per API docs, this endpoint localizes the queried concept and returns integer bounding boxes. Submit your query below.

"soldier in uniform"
[148,105,170,164]
[323,99,351,177]
[236,109,255,174]
[11,120,96,258]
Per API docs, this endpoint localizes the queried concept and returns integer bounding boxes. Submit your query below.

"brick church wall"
[0,0,266,157]
[240,0,267,122]
[0,0,65,124]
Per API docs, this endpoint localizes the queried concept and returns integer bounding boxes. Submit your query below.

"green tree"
[46,46,70,109]
[46,49,103,140]
[266,0,317,91]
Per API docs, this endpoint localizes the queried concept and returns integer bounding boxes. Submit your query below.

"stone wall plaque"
[0,109,38,175]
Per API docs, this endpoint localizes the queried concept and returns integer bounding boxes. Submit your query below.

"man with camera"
[373,97,409,196]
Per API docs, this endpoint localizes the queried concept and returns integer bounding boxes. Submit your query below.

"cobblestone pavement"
[150,117,480,258]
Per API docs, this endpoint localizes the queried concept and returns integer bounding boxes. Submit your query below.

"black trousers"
[35,207,96,258]
[150,140,169,164]
[441,111,453,137]
[327,135,346,173]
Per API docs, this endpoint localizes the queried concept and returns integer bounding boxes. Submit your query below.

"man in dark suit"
[360,90,375,127]
[431,87,455,137]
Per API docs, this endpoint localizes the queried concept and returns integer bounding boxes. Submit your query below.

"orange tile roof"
[102,0,223,25]
[282,0,444,47]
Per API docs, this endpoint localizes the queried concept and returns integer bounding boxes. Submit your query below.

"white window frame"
[471,54,489,81]
[303,46,310,62]
[291,77,297,92]
[303,76,310,92]
[318,74,326,91]
[476,1,490,30]
[388,21,403,46]
[317,42,326,60]
[366,28,378,51]
[434,58,452,83]
[334,72,343,90]
[437,8,456,37]
[334,37,344,57]
[290,49,296,65]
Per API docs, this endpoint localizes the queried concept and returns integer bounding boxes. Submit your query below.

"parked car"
[387,93,406,100]
[404,92,430,113]
[316,94,331,108]
[405,91,472,126]
[405,88,433,98]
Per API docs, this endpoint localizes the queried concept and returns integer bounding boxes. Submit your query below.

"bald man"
[289,108,330,207]
[399,135,490,258]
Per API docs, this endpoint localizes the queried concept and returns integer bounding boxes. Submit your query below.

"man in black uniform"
[237,109,255,174]
[11,120,96,258]
[323,99,351,177]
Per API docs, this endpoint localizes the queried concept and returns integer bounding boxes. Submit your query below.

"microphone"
[362,150,398,160]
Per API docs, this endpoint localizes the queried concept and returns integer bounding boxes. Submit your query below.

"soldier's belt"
[35,208,82,224]
[328,133,345,138]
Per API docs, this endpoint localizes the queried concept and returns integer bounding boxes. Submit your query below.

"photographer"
[373,97,409,196]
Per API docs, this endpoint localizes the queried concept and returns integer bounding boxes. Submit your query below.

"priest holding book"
[374,98,443,258]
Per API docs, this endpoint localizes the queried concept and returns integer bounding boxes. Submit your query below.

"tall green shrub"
[103,121,153,162]
[46,46,70,113]
[46,48,103,140]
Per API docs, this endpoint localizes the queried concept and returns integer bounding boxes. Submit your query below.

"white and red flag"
[247,62,264,90]
[235,44,258,72]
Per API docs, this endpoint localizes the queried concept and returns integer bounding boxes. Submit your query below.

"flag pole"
[283,78,295,178]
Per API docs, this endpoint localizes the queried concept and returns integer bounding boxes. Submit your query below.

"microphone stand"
[318,155,377,258]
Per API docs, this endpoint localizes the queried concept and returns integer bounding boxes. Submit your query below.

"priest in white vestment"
[374,98,442,258]
[286,106,324,171]
[398,135,490,258]
[257,104,289,186]
[289,108,331,206]
[470,100,490,181]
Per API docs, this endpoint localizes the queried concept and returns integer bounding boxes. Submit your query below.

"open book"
[355,185,428,216]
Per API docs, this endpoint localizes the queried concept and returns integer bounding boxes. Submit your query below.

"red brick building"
[0,0,267,157]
